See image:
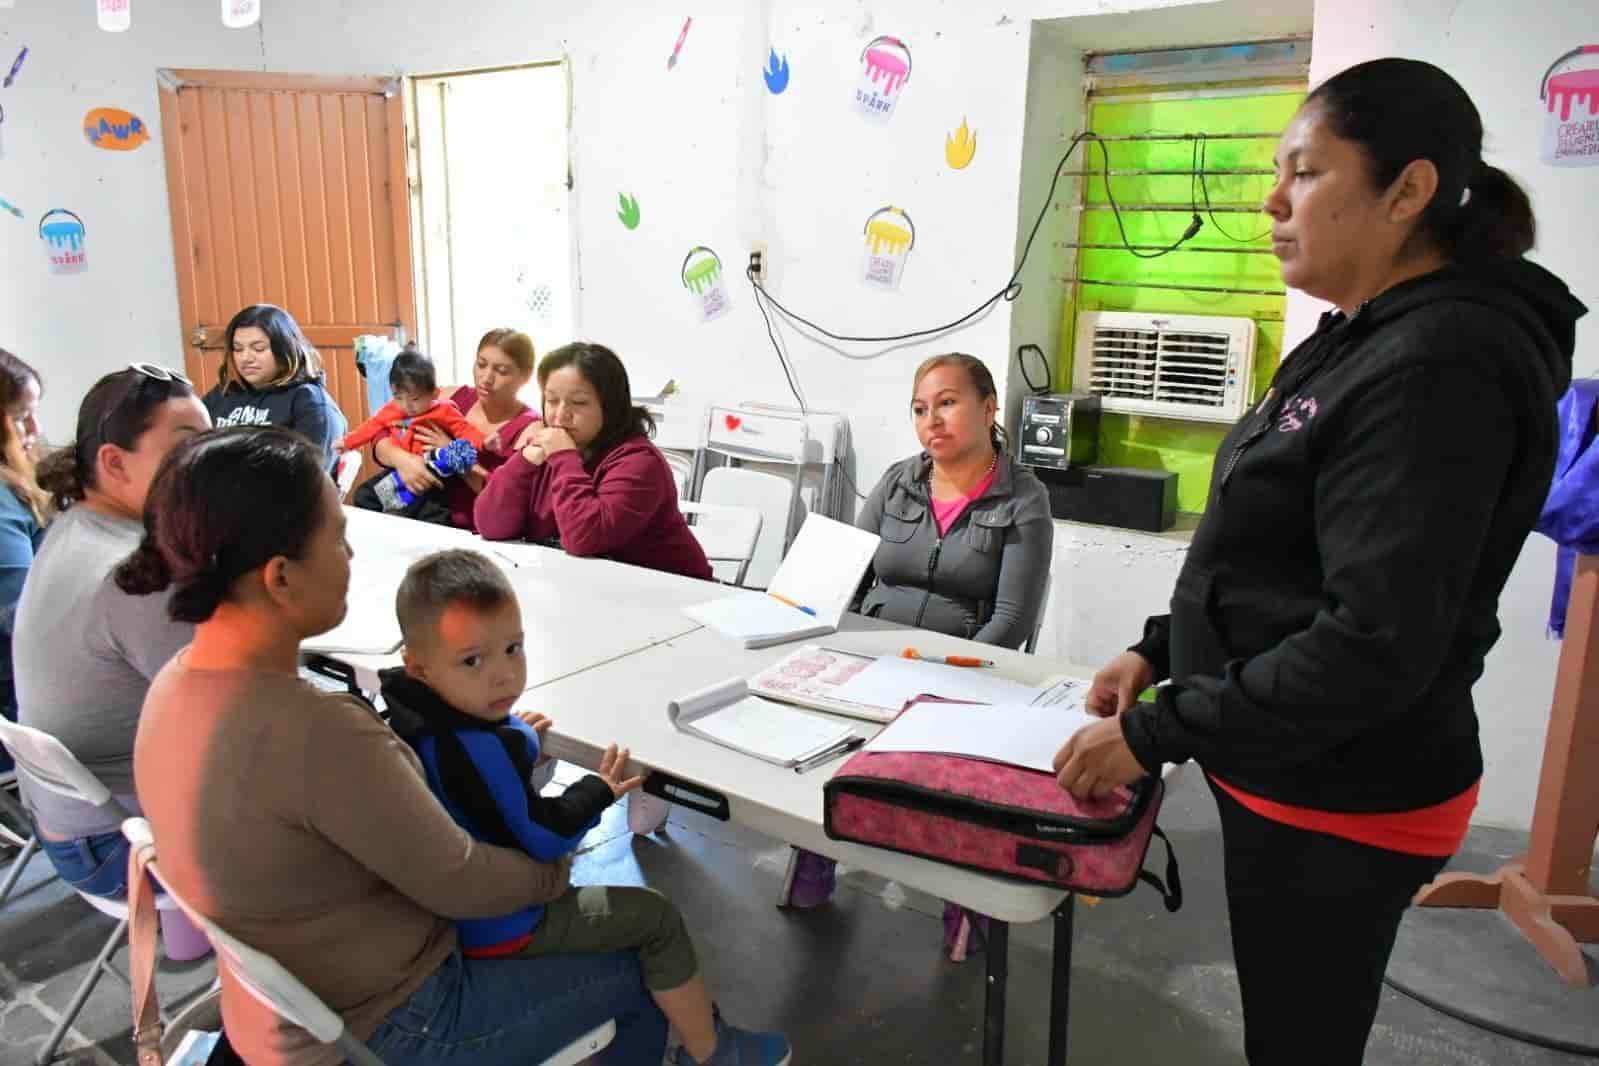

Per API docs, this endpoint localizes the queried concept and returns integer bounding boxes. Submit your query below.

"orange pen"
[902,647,994,668]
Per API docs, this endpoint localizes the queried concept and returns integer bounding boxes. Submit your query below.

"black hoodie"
[202,378,348,474]
[1121,260,1586,813]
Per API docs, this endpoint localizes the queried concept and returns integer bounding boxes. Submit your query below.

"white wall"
[0,0,1199,489]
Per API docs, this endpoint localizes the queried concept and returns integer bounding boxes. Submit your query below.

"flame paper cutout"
[763,49,791,94]
[946,118,976,169]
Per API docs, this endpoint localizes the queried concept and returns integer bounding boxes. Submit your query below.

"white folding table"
[320,509,1164,1065]
[318,509,715,691]
[522,617,1119,1066]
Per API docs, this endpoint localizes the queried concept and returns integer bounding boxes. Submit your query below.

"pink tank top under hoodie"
[932,466,998,536]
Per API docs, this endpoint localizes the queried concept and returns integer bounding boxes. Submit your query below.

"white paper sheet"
[830,655,1044,711]
[863,701,1100,773]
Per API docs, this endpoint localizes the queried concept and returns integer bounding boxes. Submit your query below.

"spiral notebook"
[683,514,881,648]
[668,677,859,768]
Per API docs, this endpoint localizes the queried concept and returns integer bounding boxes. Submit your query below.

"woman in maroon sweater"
[475,343,711,581]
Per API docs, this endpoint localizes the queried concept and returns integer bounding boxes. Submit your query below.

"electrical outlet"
[748,241,768,283]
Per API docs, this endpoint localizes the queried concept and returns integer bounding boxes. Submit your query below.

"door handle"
[190,326,208,347]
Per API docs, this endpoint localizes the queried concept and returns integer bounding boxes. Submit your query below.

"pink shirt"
[931,467,998,536]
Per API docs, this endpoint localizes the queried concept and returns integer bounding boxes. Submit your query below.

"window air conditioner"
[1071,310,1256,424]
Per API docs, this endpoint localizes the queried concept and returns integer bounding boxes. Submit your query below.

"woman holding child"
[373,328,541,531]
[124,426,789,1066]
[475,342,711,580]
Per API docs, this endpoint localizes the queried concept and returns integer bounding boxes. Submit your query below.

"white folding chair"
[120,819,618,1066]
[680,500,763,587]
[0,766,48,908]
[697,466,794,588]
[335,451,363,501]
[0,719,196,1066]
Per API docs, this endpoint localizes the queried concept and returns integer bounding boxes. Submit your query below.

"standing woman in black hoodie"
[1053,59,1586,1065]
[204,304,348,474]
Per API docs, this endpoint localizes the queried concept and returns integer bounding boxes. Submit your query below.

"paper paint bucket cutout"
[1540,46,1599,167]
[862,206,915,291]
[854,36,911,123]
[681,246,731,323]
[222,0,260,28]
[97,0,131,32]
[39,209,87,275]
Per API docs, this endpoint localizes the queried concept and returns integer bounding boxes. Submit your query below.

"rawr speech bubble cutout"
[84,108,150,151]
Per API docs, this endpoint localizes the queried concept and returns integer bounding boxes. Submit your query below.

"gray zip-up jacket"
[855,453,1054,648]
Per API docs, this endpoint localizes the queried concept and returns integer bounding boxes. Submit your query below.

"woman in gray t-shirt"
[15,364,210,898]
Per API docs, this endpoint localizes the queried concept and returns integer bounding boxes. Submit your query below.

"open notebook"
[668,677,859,768]
[746,646,1092,725]
[684,514,881,648]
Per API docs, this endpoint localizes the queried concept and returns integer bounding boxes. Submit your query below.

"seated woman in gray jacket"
[784,354,1054,959]
[855,354,1053,645]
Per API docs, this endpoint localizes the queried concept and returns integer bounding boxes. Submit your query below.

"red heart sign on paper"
[724,414,742,431]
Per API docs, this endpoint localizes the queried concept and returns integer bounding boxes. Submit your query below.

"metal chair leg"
[0,833,39,907]
[36,917,128,1065]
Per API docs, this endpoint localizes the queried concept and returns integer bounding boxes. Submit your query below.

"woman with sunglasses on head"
[13,365,210,913]
[204,304,348,474]
[0,350,47,777]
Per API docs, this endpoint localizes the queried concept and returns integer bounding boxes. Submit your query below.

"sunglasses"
[92,363,193,450]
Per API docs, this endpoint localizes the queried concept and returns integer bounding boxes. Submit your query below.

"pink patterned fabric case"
[824,745,1178,904]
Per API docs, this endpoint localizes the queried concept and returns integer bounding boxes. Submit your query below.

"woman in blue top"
[0,349,48,775]
[203,304,347,474]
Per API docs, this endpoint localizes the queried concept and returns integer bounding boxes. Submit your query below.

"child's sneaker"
[671,1015,791,1066]
[779,848,835,909]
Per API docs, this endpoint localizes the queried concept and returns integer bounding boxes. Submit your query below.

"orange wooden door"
[157,70,416,435]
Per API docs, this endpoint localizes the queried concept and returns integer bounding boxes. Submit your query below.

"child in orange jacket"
[339,347,497,455]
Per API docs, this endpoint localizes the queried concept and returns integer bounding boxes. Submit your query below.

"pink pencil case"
[822,698,1181,907]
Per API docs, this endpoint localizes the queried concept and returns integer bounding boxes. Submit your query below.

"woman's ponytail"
[35,443,87,511]
[113,537,175,597]
[1445,164,1537,262]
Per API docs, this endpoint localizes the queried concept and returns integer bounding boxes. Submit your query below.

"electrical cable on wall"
[748,128,1234,484]
[749,130,1207,358]
[1197,133,1274,244]
[1016,344,1053,396]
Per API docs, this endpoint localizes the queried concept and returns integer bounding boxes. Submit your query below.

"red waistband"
[1209,774,1479,858]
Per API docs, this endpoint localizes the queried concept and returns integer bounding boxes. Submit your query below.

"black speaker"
[1038,465,1178,533]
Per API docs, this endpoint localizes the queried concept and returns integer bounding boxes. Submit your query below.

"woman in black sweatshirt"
[1053,59,1587,1065]
[203,303,347,474]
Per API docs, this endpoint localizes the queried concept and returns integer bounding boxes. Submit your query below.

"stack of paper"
[668,677,859,768]
[863,699,1101,773]
[684,514,881,648]
[828,655,1092,713]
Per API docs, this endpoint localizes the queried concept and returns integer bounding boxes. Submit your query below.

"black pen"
[793,735,866,774]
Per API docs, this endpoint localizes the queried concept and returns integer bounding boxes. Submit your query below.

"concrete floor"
[1,764,1595,1066]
